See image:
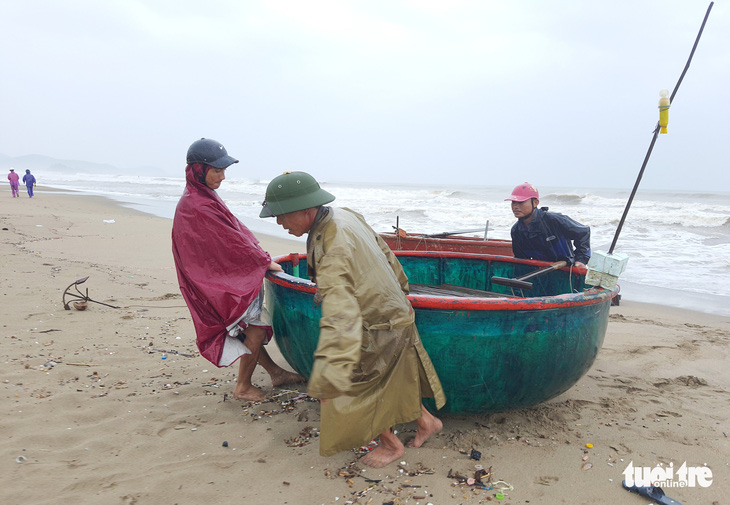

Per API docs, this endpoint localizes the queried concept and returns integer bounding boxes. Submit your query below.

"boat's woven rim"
[265,252,617,311]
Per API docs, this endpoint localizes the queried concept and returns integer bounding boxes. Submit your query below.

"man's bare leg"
[360,429,405,468]
[256,346,306,386]
[232,326,304,401]
[407,404,443,448]
[232,327,267,401]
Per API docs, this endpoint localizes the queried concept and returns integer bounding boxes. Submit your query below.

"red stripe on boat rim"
[265,252,617,311]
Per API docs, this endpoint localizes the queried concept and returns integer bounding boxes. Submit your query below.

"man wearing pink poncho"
[8,168,20,197]
[171,138,303,401]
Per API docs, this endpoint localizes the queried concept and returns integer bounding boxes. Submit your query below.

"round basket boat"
[264,251,617,415]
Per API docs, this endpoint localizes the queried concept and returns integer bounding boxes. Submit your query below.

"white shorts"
[219,288,272,367]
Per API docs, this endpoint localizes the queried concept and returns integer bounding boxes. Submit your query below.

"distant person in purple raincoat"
[8,168,20,197]
[22,169,36,197]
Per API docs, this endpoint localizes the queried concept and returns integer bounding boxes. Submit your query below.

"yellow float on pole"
[588,3,714,292]
[658,89,671,134]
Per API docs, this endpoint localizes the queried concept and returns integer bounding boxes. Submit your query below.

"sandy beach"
[2,189,728,505]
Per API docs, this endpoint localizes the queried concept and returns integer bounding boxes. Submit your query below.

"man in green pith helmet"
[261,171,446,468]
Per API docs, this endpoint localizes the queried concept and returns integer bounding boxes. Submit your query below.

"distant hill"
[0,153,165,175]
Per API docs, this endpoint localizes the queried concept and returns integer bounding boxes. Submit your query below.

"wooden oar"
[491,261,567,290]
[424,228,485,238]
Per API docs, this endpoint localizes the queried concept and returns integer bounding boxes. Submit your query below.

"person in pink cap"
[7,168,20,197]
[506,182,591,269]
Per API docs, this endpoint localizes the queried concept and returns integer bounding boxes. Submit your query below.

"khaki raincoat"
[306,207,446,456]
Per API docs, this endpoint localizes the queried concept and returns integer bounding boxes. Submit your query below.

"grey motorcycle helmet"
[186,138,239,169]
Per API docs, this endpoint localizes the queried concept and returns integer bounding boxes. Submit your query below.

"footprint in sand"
[654,375,708,389]
[535,476,559,485]
[150,293,183,301]
[656,410,682,418]
[157,422,199,437]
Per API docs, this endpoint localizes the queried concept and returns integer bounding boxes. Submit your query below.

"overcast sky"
[1,0,727,191]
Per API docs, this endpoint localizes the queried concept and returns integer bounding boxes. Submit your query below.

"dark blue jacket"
[510,208,591,265]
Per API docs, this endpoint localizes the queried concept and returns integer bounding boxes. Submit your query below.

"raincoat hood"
[172,163,271,365]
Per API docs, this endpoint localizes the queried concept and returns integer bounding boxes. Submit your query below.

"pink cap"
[505,182,539,202]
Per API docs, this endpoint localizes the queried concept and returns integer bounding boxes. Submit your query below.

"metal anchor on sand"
[62,276,121,310]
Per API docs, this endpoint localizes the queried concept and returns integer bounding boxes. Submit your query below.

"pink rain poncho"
[172,163,272,366]
[8,170,20,197]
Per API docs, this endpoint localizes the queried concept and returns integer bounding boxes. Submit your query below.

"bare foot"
[233,384,267,402]
[360,430,404,468]
[407,405,443,448]
[270,369,306,387]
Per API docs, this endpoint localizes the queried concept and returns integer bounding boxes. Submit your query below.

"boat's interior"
[278,252,586,299]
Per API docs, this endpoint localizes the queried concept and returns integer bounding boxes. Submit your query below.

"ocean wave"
[541,193,585,205]
[640,190,730,204]
[389,209,427,219]
[682,192,728,200]
[586,201,730,229]
[43,172,184,186]
[446,190,479,200]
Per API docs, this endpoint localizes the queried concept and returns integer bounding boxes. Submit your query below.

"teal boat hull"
[265,251,616,415]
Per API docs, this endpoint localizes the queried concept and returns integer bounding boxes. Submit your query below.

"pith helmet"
[260,171,335,218]
[186,138,239,169]
[505,182,539,202]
